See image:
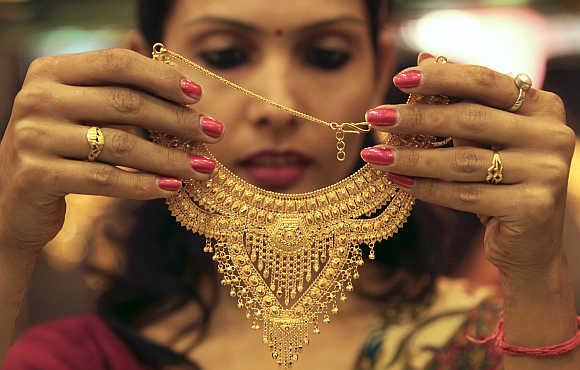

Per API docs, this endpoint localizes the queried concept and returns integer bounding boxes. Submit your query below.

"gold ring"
[507,73,533,113]
[486,151,503,185]
[86,126,105,162]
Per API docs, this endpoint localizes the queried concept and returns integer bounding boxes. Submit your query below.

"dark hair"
[90,1,481,369]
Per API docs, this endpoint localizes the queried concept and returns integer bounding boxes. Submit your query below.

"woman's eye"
[305,47,351,70]
[199,47,249,69]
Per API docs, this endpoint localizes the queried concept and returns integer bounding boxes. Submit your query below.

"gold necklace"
[150,44,451,368]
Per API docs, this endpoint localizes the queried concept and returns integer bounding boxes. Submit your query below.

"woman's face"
[163,0,392,193]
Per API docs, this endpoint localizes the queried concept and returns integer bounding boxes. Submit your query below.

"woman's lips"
[237,150,313,189]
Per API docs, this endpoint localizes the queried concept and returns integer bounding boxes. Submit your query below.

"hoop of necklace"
[150,43,452,368]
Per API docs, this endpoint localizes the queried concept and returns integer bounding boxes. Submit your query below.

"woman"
[0,0,577,369]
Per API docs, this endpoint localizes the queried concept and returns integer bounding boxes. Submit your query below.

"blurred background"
[0,0,579,335]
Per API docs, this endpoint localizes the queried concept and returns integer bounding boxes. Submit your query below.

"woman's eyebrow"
[184,16,260,32]
[300,16,367,33]
[183,16,367,33]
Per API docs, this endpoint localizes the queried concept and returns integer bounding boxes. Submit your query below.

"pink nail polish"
[156,177,182,191]
[366,108,398,126]
[386,173,415,188]
[200,116,224,138]
[189,155,216,174]
[418,52,435,64]
[360,147,395,166]
[393,70,422,89]
[180,79,202,100]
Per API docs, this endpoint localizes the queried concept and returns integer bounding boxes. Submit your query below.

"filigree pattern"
[150,44,451,368]
[148,134,413,367]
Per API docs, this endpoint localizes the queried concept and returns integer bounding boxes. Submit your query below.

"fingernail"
[156,177,182,191]
[360,147,395,166]
[418,52,435,64]
[200,116,224,138]
[386,173,415,188]
[365,108,398,126]
[180,79,202,100]
[189,155,216,174]
[393,70,422,89]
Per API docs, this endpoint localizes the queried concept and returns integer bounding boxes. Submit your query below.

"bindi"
[274,29,284,37]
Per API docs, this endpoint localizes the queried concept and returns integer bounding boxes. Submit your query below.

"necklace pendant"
[150,150,413,367]
[150,44,454,368]
[265,316,308,367]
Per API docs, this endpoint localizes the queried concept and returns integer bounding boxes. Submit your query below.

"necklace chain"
[152,43,371,161]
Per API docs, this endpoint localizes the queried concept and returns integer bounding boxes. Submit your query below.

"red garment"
[3,314,145,370]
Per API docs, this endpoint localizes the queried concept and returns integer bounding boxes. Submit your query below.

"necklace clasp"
[330,122,372,135]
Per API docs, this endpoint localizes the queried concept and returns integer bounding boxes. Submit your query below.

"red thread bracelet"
[466,313,580,357]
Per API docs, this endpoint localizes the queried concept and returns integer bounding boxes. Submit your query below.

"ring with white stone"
[507,73,533,113]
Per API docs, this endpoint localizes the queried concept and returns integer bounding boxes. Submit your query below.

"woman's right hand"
[0,48,224,252]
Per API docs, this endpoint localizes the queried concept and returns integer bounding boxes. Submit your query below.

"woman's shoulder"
[355,277,504,370]
[2,314,145,370]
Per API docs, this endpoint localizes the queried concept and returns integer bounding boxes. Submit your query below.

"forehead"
[169,0,368,29]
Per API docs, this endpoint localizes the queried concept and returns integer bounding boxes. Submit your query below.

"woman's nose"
[245,56,300,132]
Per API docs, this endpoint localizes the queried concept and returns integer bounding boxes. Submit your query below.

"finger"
[361,146,529,184]
[453,138,486,149]
[48,122,216,181]
[384,174,513,217]
[416,53,486,151]
[392,62,549,116]
[57,85,224,143]
[27,48,202,105]
[49,158,183,200]
[366,102,549,148]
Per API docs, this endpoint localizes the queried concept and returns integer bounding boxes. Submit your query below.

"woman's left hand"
[361,54,576,279]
